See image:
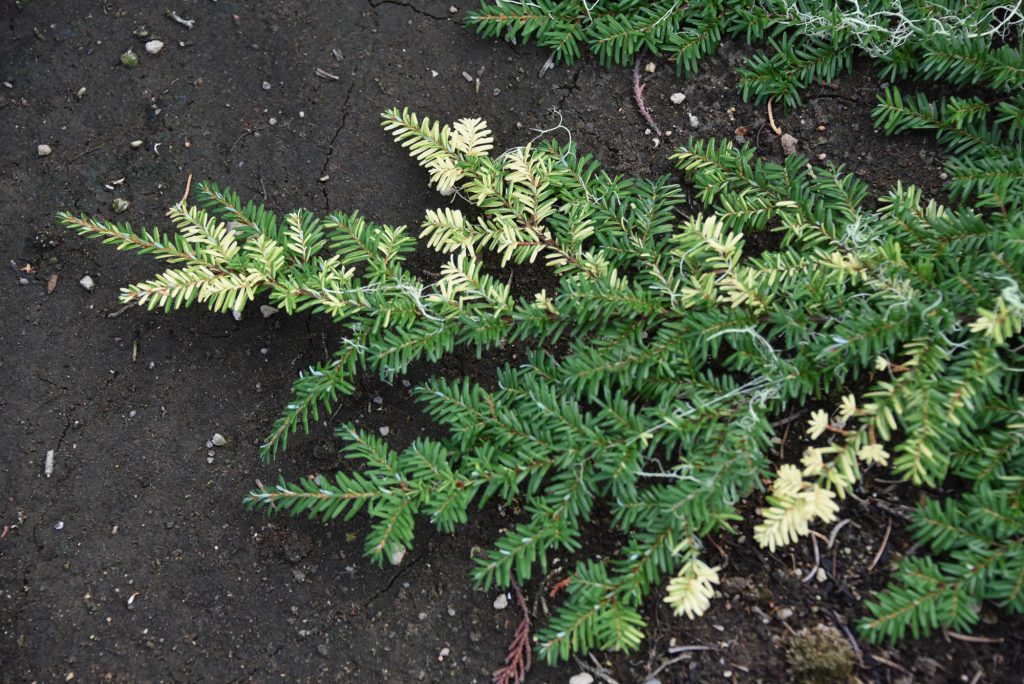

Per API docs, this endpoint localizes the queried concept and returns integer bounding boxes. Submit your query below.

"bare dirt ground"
[2,1,1021,682]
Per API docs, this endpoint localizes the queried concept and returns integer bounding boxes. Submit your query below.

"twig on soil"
[573,654,621,684]
[647,653,695,680]
[867,516,892,571]
[632,56,662,138]
[166,10,195,30]
[492,577,532,684]
[802,533,822,583]
[315,67,340,81]
[944,630,1003,645]
[106,303,135,319]
[68,145,105,163]
[830,610,863,663]
[767,97,782,135]
[870,653,911,674]
[229,127,266,153]
[179,174,193,205]
[827,519,851,548]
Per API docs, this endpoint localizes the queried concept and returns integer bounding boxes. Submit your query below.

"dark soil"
[1,2,1020,683]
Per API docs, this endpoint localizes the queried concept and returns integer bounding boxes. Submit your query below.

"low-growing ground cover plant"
[468,0,1023,109]
[62,99,1023,664]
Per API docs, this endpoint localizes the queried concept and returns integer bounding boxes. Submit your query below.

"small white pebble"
[79,275,95,291]
[211,433,227,447]
[688,113,700,129]
[431,69,438,78]
[37,144,52,157]
[262,81,272,90]
[269,117,277,125]
[461,71,474,82]
[669,92,685,105]
[438,647,450,661]
[372,395,384,405]
[299,111,305,118]
[449,5,458,13]
[207,457,214,464]
[569,674,594,684]
[644,62,656,74]
[378,426,390,437]
[129,410,137,418]
[54,521,65,531]
[817,152,827,161]
[144,40,164,55]
[319,175,330,182]
[130,140,144,149]
[493,593,508,610]
[816,567,828,582]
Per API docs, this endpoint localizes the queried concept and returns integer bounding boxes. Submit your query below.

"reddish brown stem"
[492,578,533,684]
[633,56,662,137]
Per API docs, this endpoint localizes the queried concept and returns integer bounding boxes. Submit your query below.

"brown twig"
[867,517,892,571]
[492,578,532,684]
[549,576,571,598]
[179,173,193,205]
[632,56,662,137]
[944,630,1003,644]
[767,97,782,135]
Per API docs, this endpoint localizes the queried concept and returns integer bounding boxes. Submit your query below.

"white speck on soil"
[688,113,700,129]
[37,144,52,157]
[211,433,227,447]
[145,40,164,55]
[259,305,278,318]
[79,275,95,291]
[54,521,65,531]
[569,674,594,684]
[44,450,55,477]
[378,426,390,437]
[670,92,685,104]
[493,593,508,610]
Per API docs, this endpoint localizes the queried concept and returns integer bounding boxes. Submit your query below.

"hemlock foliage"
[62,100,1024,659]
[468,0,1024,109]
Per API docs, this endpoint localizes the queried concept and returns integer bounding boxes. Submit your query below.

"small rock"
[316,644,329,657]
[669,92,685,105]
[461,71,474,82]
[449,5,458,13]
[130,140,144,149]
[447,606,456,617]
[644,62,656,73]
[37,144,52,157]
[144,40,164,55]
[206,457,214,464]
[211,433,227,447]
[268,117,277,125]
[493,593,508,610]
[262,81,272,91]
[120,49,139,68]
[437,646,450,661]
[569,674,594,684]
[259,305,278,318]
[18,277,29,285]
[54,521,65,531]
[79,275,95,292]
[378,426,390,437]
[372,395,384,405]
[688,113,699,129]
[815,567,828,583]
[780,133,799,156]
[776,607,794,621]
[75,86,86,99]
[817,152,827,161]
[111,198,130,213]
